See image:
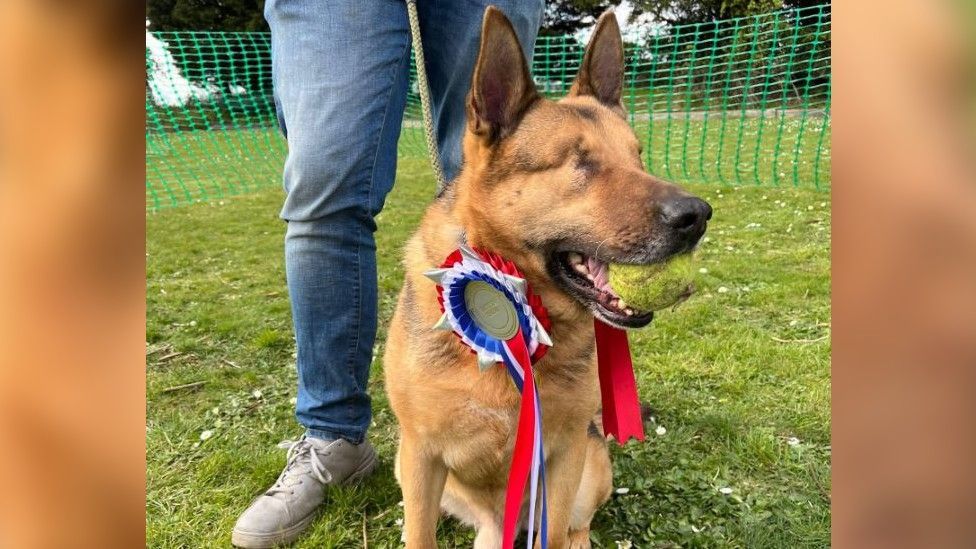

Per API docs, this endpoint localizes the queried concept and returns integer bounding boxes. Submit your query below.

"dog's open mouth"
[553,251,655,329]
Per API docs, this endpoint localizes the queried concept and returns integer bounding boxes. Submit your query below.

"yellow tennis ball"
[609,254,696,312]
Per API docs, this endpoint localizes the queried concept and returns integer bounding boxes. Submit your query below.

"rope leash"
[405,0,448,191]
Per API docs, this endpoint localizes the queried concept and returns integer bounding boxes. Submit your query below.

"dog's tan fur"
[385,8,697,548]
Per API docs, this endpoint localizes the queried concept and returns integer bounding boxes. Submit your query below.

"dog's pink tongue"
[586,257,614,295]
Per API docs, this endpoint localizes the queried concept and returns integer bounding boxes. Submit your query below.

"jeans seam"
[365,39,411,225]
[345,35,411,432]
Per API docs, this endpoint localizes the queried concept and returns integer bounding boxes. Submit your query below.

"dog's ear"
[467,6,538,142]
[570,10,624,109]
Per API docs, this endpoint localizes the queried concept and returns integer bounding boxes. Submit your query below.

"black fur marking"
[571,104,600,122]
[491,135,582,181]
[538,335,595,388]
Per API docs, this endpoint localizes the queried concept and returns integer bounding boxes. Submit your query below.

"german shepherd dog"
[384,7,711,548]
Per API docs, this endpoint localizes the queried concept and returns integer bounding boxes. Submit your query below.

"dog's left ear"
[570,10,625,109]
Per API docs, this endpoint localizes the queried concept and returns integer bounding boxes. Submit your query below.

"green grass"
[147,156,830,548]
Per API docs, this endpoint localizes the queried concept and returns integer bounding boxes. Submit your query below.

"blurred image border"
[2,0,976,547]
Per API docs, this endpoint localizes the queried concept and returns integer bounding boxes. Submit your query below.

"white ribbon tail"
[527,393,544,548]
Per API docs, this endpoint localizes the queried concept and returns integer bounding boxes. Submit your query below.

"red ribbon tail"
[501,328,536,548]
[594,320,645,446]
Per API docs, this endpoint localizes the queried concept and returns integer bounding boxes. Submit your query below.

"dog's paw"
[568,528,592,549]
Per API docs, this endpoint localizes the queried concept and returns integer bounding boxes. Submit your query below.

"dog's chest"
[438,398,515,482]
[433,382,595,487]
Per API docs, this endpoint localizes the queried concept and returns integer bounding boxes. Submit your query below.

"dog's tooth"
[574,263,589,275]
[624,308,634,316]
[617,298,628,310]
[568,252,583,264]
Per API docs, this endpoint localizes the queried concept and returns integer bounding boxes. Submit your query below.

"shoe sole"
[231,511,318,549]
[231,446,380,548]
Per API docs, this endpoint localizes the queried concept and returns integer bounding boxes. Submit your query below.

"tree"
[628,0,786,26]
[147,0,268,32]
[628,0,825,26]
[540,0,622,36]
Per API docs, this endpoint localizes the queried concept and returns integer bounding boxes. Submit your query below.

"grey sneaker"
[231,436,378,548]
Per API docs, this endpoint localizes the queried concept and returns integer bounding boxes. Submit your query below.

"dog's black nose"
[658,196,712,233]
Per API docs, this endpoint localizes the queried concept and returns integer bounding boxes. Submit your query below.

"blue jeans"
[265,0,544,443]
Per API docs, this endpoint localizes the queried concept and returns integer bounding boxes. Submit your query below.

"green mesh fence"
[146,4,830,211]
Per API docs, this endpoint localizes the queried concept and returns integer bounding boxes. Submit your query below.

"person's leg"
[234,2,408,547]
[270,0,411,444]
[417,0,545,190]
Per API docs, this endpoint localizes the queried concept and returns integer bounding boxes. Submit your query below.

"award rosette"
[425,245,552,549]
[425,245,649,547]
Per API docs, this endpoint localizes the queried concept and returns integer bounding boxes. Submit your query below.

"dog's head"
[453,7,711,329]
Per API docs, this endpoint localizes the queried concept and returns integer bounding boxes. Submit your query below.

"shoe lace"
[265,436,334,497]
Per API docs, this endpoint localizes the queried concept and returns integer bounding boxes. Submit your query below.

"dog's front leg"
[539,432,588,549]
[399,433,448,548]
